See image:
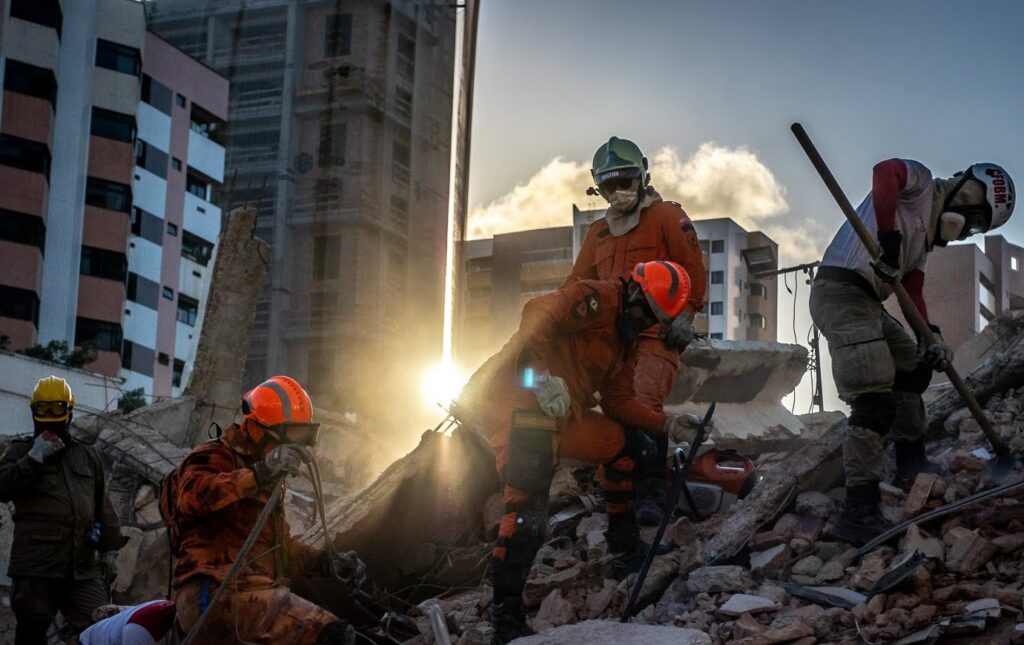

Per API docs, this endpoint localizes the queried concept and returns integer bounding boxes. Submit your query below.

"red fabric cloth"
[900,269,928,322]
[872,159,909,233]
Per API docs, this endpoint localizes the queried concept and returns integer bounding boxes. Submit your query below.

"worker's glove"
[27,431,64,464]
[533,375,570,418]
[871,230,902,283]
[323,550,367,588]
[664,413,710,444]
[100,551,119,584]
[252,444,308,489]
[661,311,695,351]
[922,328,953,372]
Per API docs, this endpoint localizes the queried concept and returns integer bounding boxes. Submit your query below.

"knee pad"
[503,410,556,493]
[893,361,933,395]
[849,392,898,435]
[316,619,355,645]
[496,495,547,565]
[606,428,656,482]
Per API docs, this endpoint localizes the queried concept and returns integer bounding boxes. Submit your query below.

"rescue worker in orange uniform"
[162,376,365,644]
[566,137,708,525]
[455,261,704,644]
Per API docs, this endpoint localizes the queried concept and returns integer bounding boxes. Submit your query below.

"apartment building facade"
[0,0,227,399]
[149,0,468,416]
[884,235,1024,350]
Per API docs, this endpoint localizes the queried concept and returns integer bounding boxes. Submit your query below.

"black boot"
[893,438,940,490]
[831,483,892,546]
[491,597,534,645]
[605,513,671,578]
[634,477,667,526]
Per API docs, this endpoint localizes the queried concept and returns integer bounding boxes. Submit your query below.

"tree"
[0,334,10,351]
[19,341,98,368]
[118,388,146,414]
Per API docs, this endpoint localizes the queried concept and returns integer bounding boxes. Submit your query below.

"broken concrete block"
[686,565,753,593]
[510,620,711,645]
[795,491,834,519]
[944,528,996,575]
[667,516,697,546]
[733,619,813,644]
[963,597,1001,619]
[732,613,765,640]
[791,555,823,578]
[749,529,790,550]
[902,524,944,560]
[586,582,617,619]
[576,514,608,548]
[749,544,789,576]
[548,467,583,512]
[791,515,824,544]
[812,559,847,583]
[718,593,781,617]
[533,590,576,630]
[903,474,938,518]
[851,548,893,592]
[992,532,1024,553]
[524,563,585,607]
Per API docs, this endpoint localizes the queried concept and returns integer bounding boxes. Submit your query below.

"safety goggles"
[265,421,321,447]
[595,167,642,191]
[31,401,70,419]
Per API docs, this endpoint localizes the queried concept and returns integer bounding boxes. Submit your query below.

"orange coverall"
[455,279,667,598]
[170,424,335,644]
[566,199,706,409]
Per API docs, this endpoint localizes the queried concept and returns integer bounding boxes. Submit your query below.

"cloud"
[468,142,826,262]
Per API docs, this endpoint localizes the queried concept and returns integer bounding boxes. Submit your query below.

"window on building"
[310,291,338,319]
[95,39,141,76]
[0,208,45,254]
[80,246,127,282]
[181,231,214,267]
[91,107,136,144]
[395,87,413,121]
[1013,256,1020,271]
[0,134,51,180]
[120,340,154,376]
[176,93,186,108]
[467,257,492,273]
[318,122,346,167]
[710,270,724,285]
[469,287,491,300]
[162,287,174,300]
[0,285,40,326]
[74,317,122,352]
[699,239,710,254]
[126,272,160,310]
[189,104,226,144]
[711,240,725,253]
[172,359,185,387]
[85,177,131,212]
[390,194,409,227]
[176,294,199,326]
[172,158,182,171]
[710,332,723,340]
[392,139,411,172]
[323,14,353,57]
[749,282,767,298]
[158,353,169,366]
[10,0,63,38]
[3,60,57,109]
[749,313,767,329]
[710,301,724,315]
[185,170,210,200]
[167,222,178,236]
[312,234,340,279]
[130,207,163,246]
[135,141,168,179]
[396,34,416,80]
[141,74,172,115]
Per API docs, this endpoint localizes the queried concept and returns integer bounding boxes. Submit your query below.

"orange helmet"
[630,260,690,321]
[241,376,319,448]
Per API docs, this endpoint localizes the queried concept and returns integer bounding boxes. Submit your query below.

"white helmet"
[955,163,1016,232]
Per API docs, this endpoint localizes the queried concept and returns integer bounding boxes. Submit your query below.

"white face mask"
[607,189,639,213]
[937,212,966,245]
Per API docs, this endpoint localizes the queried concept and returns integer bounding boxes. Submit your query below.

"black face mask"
[33,417,70,439]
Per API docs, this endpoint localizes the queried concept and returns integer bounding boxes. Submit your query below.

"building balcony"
[0,240,43,293]
[77,275,126,324]
[83,206,130,254]
[188,129,226,183]
[88,136,135,184]
[183,192,221,245]
[0,166,48,217]
[1,91,53,144]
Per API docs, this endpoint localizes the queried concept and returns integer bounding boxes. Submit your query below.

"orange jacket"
[170,425,322,587]
[565,200,707,315]
[456,280,667,437]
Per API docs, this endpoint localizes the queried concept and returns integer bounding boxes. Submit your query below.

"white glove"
[324,550,367,587]
[661,311,695,351]
[27,431,64,464]
[923,340,953,372]
[534,376,570,418]
[252,444,308,488]
[663,413,709,443]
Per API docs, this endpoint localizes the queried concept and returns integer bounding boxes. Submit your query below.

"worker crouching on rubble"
[0,376,127,645]
[161,375,366,644]
[565,136,708,526]
[812,159,1015,544]
[455,261,705,644]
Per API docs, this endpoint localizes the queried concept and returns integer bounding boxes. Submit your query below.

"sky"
[464,0,1024,411]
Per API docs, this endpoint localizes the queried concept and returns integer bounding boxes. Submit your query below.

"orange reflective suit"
[456,279,667,601]
[565,199,707,509]
[169,425,335,644]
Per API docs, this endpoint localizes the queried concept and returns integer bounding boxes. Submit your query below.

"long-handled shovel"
[621,402,716,622]
[790,123,1016,474]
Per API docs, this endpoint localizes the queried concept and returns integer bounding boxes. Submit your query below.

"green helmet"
[591,137,649,188]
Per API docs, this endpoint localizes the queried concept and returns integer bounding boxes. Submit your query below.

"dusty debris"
[717,593,781,616]
[510,620,711,644]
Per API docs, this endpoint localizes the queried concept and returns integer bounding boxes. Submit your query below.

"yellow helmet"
[30,376,74,422]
